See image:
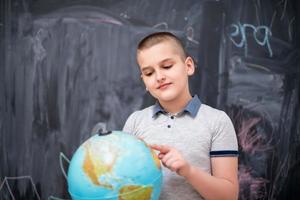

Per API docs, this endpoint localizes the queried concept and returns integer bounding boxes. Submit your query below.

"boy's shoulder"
[123,105,156,133]
[198,103,225,116]
[126,105,156,121]
[198,104,235,135]
[196,103,230,124]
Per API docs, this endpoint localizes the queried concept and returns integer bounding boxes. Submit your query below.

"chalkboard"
[224,1,300,199]
[0,0,299,199]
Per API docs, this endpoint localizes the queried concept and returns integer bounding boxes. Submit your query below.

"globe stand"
[98,129,112,136]
[91,122,112,136]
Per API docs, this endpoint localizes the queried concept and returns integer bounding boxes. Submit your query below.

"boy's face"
[137,40,195,104]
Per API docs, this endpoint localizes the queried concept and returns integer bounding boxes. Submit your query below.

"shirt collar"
[152,95,201,118]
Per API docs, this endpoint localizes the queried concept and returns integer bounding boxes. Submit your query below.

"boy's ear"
[140,74,146,86]
[185,56,195,76]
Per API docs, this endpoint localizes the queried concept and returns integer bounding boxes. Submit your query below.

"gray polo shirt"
[123,95,238,200]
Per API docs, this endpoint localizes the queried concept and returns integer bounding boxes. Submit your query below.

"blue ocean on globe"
[67,130,162,200]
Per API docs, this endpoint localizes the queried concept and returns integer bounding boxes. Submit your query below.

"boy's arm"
[185,156,238,200]
[151,144,239,200]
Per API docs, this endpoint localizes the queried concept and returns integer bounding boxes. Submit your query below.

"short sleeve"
[210,111,239,157]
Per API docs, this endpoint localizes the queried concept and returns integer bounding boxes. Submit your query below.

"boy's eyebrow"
[159,58,173,64]
[141,66,152,72]
[141,58,174,71]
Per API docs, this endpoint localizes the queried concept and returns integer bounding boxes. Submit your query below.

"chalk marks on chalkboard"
[243,50,300,74]
[288,17,295,41]
[59,152,70,180]
[0,176,41,200]
[227,106,274,200]
[47,153,72,200]
[270,11,295,41]
[48,196,70,200]
[152,21,199,46]
[41,6,127,26]
[279,0,288,20]
[186,26,199,45]
[274,0,295,41]
[153,22,168,29]
[270,11,277,29]
[119,12,130,19]
[0,154,72,200]
[33,29,48,62]
[228,22,273,57]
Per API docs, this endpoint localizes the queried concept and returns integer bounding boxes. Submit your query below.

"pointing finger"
[149,144,171,153]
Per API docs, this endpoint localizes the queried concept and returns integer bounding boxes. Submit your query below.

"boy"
[123,32,239,200]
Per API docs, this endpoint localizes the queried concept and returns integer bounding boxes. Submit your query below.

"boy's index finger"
[137,136,145,142]
[149,144,171,153]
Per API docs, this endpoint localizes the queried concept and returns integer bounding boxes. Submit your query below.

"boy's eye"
[163,65,172,69]
[144,71,153,76]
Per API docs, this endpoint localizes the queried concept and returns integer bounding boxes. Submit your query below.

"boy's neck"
[159,93,193,115]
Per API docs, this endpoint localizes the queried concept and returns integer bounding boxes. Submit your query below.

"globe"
[67,130,162,200]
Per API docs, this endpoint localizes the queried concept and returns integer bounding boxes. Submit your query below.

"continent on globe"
[119,185,153,200]
[83,140,120,189]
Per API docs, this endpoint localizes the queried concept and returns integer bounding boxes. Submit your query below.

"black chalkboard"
[0,0,299,199]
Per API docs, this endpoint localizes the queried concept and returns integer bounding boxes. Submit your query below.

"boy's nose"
[156,71,166,82]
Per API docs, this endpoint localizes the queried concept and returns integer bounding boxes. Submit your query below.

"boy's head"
[136,32,195,105]
[136,32,187,63]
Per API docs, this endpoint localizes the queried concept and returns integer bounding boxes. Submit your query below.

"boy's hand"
[150,144,191,177]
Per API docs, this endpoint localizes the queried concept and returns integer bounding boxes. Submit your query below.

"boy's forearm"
[183,165,239,200]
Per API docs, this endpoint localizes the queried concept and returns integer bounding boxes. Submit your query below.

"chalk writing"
[229,23,273,57]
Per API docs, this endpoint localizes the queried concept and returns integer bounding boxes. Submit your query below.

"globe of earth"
[67,130,162,200]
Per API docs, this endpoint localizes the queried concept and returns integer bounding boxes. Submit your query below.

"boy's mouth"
[157,83,171,90]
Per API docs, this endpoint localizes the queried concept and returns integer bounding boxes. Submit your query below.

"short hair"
[137,32,187,60]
